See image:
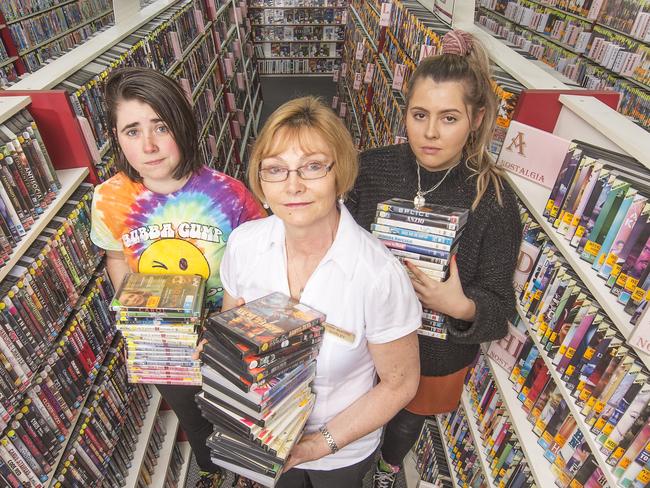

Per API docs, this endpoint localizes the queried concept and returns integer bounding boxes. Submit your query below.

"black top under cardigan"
[347,143,522,376]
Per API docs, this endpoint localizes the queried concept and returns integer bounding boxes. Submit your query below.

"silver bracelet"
[319,425,339,454]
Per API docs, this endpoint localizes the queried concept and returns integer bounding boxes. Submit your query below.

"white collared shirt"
[220,205,421,470]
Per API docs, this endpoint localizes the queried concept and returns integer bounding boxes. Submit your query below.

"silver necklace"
[414,163,455,208]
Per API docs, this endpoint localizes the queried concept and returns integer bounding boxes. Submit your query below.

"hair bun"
[441,30,473,56]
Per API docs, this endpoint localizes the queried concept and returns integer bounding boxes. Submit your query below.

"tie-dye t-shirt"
[90,166,265,311]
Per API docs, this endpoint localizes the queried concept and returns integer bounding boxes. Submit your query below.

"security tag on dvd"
[323,322,355,343]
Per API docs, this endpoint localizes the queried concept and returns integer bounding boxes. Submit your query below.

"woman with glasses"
[213,96,422,487]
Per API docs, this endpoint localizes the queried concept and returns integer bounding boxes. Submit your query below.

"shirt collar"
[263,204,360,280]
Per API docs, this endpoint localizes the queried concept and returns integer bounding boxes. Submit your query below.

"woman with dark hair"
[90,67,265,488]
[347,30,522,488]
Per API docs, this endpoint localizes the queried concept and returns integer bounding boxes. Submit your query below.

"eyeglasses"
[259,161,335,182]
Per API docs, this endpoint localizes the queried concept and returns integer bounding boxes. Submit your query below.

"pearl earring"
[337,195,345,205]
[262,202,269,209]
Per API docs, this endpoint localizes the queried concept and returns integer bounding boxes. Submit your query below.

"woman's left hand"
[283,432,330,472]
[406,256,476,321]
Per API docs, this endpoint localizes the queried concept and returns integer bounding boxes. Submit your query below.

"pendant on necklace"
[413,193,426,208]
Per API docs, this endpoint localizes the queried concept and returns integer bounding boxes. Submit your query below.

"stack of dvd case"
[111,273,205,386]
[372,197,469,339]
[199,292,325,486]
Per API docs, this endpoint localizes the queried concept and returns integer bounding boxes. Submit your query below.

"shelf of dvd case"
[149,410,181,487]
[254,38,343,43]
[177,441,192,487]
[505,171,650,365]
[343,80,362,138]
[0,167,88,282]
[165,20,214,77]
[513,303,621,488]
[523,0,593,24]
[259,55,340,59]
[479,345,569,488]
[435,416,461,488]
[349,4,377,53]
[249,5,346,8]
[254,22,343,26]
[3,0,78,25]
[8,0,180,90]
[459,391,498,488]
[45,330,117,487]
[594,21,649,46]
[478,6,585,57]
[123,388,163,488]
[18,9,114,57]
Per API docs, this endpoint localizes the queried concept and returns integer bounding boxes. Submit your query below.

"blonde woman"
[347,30,522,488]
[215,96,422,487]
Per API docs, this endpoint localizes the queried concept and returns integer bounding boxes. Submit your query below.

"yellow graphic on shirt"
[138,239,211,279]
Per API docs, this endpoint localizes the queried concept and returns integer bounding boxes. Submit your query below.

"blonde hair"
[406,32,504,210]
[247,96,358,202]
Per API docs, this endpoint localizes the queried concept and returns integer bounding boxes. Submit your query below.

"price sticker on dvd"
[392,64,407,91]
[364,62,375,83]
[355,41,365,60]
[353,72,363,90]
[379,3,392,26]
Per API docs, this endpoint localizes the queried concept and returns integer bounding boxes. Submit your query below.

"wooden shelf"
[123,388,163,488]
[504,171,649,367]
[459,391,498,488]
[177,441,192,488]
[149,410,181,487]
[480,347,565,488]
[0,168,88,282]
[0,95,31,125]
[514,303,620,488]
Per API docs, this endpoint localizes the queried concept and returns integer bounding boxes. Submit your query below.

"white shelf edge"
[434,416,461,488]
[459,392,498,488]
[0,96,31,125]
[123,388,163,488]
[177,441,192,488]
[149,410,181,487]
[7,0,180,90]
[480,348,562,488]
[404,449,419,488]
[504,171,650,369]
[0,167,88,282]
[514,303,620,488]
[558,95,650,171]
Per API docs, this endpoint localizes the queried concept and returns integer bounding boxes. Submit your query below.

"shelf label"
[332,69,340,82]
[364,62,375,83]
[341,10,348,24]
[355,41,365,61]
[331,96,339,109]
[340,62,347,77]
[339,102,347,117]
[194,10,205,33]
[379,3,392,27]
[392,63,406,91]
[353,72,363,90]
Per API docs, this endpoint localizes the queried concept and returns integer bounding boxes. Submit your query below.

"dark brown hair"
[104,67,201,182]
[406,33,503,210]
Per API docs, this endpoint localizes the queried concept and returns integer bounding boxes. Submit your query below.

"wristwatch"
[319,425,339,454]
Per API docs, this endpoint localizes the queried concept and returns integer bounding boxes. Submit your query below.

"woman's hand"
[283,432,330,471]
[193,296,246,360]
[406,256,476,321]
